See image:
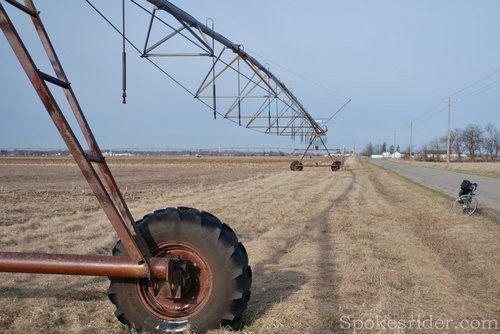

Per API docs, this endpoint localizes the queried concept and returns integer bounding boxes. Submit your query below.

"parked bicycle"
[452,180,478,215]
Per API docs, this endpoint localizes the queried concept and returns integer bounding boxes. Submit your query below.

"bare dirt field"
[0,156,499,333]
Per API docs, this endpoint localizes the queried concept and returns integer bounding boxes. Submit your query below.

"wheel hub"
[139,243,213,319]
[156,255,192,300]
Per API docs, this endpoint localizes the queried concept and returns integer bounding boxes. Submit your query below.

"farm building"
[371,151,403,159]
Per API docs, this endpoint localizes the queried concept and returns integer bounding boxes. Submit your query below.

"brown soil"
[0,156,498,333]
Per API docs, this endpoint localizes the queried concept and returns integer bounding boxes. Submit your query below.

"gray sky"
[1,0,499,152]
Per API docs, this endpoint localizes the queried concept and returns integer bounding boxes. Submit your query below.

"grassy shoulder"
[368,160,500,225]
[384,159,500,179]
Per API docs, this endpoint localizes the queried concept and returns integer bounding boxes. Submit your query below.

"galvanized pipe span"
[146,0,325,136]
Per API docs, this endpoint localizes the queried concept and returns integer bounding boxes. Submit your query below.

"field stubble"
[0,156,498,333]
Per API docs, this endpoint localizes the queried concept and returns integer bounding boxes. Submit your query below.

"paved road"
[367,158,500,211]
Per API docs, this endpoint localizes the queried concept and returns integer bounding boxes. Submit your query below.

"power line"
[413,101,447,122]
[404,66,500,146]
[449,65,500,98]
[458,77,500,99]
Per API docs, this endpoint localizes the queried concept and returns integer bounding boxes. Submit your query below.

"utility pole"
[393,131,396,158]
[409,120,413,161]
[447,96,451,167]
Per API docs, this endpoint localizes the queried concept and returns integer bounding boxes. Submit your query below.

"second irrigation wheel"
[290,160,304,171]
[108,207,252,333]
[331,160,342,172]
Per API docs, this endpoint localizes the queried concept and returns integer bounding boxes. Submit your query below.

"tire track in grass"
[308,170,357,332]
[240,168,355,333]
[307,159,393,332]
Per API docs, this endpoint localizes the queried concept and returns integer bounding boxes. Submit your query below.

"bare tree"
[404,146,411,159]
[483,123,500,160]
[461,124,483,162]
[429,138,442,161]
[363,142,374,156]
[418,144,429,161]
[450,128,464,162]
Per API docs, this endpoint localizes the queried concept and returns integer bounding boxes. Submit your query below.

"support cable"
[85,0,198,102]
[323,98,351,127]
[130,0,210,53]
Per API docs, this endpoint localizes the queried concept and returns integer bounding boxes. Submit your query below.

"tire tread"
[107,207,251,332]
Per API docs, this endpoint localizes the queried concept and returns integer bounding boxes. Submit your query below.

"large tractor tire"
[108,207,251,333]
[290,160,303,171]
[331,160,342,172]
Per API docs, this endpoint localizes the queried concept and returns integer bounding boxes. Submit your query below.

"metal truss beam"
[142,0,326,138]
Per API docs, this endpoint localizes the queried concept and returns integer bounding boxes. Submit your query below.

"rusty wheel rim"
[138,242,213,319]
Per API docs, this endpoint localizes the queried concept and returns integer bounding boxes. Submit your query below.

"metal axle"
[0,252,172,278]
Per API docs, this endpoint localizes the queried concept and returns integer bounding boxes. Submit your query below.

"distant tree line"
[362,123,500,162]
[362,142,400,157]
[419,123,499,162]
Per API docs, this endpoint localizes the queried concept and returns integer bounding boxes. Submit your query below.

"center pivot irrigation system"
[0,0,348,332]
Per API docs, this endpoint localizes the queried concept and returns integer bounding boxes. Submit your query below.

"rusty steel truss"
[141,0,325,139]
[0,0,170,279]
